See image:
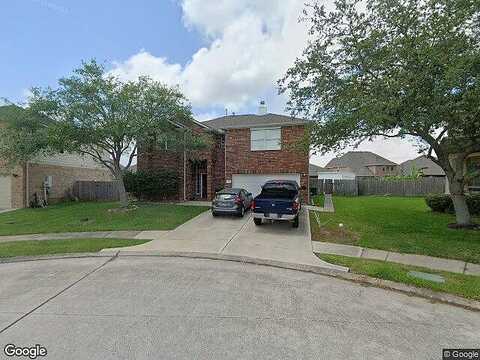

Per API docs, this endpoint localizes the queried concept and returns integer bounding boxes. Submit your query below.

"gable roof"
[401,156,445,176]
[309,163,323,176]
[325,151,398,176]
[202,113,308,130]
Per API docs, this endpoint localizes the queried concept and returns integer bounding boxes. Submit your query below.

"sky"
[1,0,421,166]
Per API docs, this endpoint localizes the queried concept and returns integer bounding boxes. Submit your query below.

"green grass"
[0,238,150,258]
[0,202,208,236]
[310,196,480,263]
[318,254,480,301]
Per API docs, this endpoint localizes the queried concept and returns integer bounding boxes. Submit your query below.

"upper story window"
[250,127,281,151]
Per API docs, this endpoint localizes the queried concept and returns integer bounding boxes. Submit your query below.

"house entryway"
[192,160,208,200]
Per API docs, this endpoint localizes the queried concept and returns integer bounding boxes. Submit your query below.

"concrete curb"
[0,251,478,312]
[312,241,480,275]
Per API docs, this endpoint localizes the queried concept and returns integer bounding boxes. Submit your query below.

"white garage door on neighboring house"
[0,175,12,209]
[232,174,301,197]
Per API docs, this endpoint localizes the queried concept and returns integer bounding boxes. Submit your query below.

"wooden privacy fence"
[72,181,120,201]
[312,179,358,196]
[357,177,446,196]
[311,177,446,196]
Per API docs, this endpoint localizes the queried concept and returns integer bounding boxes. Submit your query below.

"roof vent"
[258,100,267,115]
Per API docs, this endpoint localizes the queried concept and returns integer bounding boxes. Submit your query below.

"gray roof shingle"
[401,156,445,176]
[309,163,323,176]
[325,151,398,177]
[202,113,308,130]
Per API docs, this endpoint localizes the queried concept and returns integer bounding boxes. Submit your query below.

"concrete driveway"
[113,209,344,271]
[0,256,478,360]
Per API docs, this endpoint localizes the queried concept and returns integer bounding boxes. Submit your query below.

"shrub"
[466,194,480,215]
[425,193,480,215]
[124,170,178,200]
[425,194,452,213]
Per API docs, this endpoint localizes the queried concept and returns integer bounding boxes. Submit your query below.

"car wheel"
[254,218,262,226]
[238,206,245,217]
[292,216,299,228]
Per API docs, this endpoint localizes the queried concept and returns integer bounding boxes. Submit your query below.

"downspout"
[25,162,29,207]
[183,131,187,201]
[224,133,227,187]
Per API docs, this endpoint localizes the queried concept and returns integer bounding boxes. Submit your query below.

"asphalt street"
[0,256,479,359]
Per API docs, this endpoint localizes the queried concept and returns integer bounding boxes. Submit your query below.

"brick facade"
[138,128,225,202]
[224,126,309,202]
[27,163,112,204]
[0,161,112,208]
[366,165,400,177]
[139,122,309,203]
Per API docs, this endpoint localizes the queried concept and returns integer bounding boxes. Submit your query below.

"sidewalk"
[0,231,144,243]
[305,194,335,213]
[312,241,480,276]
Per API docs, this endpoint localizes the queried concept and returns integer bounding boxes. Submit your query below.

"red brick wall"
[225,126,309,202]
[138,124,309,202]
[138,130,225,201]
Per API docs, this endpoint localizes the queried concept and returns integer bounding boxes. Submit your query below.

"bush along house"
[137,102,310,203]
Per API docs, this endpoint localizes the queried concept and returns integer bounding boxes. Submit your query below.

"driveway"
[0,256,478,359]
[113,209,344,271]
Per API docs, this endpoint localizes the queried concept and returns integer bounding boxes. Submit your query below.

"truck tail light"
[251,200,255,209]
[293,199,300,211]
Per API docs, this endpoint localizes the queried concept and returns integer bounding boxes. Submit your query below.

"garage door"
[0,175,12,208]
[232,174,301,197]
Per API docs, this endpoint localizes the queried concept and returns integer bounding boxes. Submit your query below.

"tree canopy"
[280,0,480,226]
[0,60,207,207]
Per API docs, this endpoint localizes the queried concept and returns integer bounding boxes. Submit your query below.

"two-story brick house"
[138,109,310,203]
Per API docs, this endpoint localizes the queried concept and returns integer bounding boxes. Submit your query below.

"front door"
[201,174,208,199]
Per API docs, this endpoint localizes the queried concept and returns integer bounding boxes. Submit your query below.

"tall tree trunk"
[448,153,471,226]
[449,179,471,226]
[113,167,128,208]
[117,177,129,208]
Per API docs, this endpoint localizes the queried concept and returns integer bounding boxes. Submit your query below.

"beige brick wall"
[11,166,26,208]
[27,163,112,204]
[0,160,26,208]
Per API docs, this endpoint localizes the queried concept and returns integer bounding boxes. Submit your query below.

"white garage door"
[232,174,301,197]
[0,175,12,209]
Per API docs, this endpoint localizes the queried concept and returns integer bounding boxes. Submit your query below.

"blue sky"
[1,0,419,165]
[1,0,200,102]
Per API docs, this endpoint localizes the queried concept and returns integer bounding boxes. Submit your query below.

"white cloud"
[110,0,420,164]
[110,51,182,87]
[110,0,309,110]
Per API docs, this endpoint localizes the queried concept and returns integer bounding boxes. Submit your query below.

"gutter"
[183,131,187,201]
[25,162,29,207]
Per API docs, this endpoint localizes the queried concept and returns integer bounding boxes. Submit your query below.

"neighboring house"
[309,163,323,181]
[0,106,112,209]
[317,167,356,181]
[400,156,446,177]
[323,151,399,179]
[138,103,310,202]
[466,153,480,192]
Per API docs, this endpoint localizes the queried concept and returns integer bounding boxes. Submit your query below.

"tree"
[0,61,205,207]
[280,0,480,226]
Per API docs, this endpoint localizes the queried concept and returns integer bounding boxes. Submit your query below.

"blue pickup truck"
[251,180,301,228]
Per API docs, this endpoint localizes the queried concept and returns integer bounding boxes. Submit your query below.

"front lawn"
[318,254,480,301]
[310,196,480,264]
[0,238,149,258]
[0,202,208,236]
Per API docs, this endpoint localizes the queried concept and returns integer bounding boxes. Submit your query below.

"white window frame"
[250,127,281,151]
